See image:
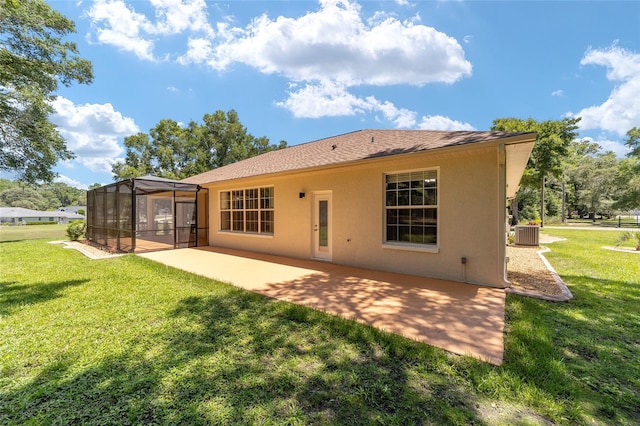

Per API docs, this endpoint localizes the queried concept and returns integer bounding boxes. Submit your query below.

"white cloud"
[85,0,213,61]
[85,0,472,127]
[277,81,419,128]
[417,115,475,131]
[552,89,564,97]
[570,45,640,136]
[205,0,471,86]
[581,136,630,158]
[374,98,418,128]
[54,175,89,190]
[277,82,369,118]
[84,0,156,60]
[276,81,471,130]
[178,37,213,65]
[51,97,139,173]
[149,0,213,36]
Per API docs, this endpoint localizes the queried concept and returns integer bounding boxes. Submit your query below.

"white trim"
[382,167,440,248]
[216,230,274,239]
[382,243,440,253]
[218,186,274,234]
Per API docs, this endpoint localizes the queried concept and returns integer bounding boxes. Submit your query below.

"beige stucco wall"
[202,144,508,287]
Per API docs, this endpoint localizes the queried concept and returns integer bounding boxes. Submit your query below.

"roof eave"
[194,132,538,186]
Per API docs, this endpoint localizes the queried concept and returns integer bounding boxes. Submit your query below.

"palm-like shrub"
[615,231,640,251]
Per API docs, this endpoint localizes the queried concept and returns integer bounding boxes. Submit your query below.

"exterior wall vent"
[515,225,539,246]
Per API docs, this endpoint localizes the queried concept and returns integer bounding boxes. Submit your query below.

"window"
[385,169,437,245]
[220,187,274,234]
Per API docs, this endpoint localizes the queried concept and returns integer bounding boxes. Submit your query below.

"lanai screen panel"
[86,180,134,252]
[134,189,175,252]
[86,177,206,253]
[117,182,133,252]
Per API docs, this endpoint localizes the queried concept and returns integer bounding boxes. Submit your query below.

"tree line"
[111,110,287,181]
[0,179,86,211]
[492,119,639,224]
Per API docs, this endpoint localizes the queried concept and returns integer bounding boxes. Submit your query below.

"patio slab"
[139,247,506,365]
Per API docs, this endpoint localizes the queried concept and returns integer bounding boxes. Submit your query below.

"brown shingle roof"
[182,129,535,184]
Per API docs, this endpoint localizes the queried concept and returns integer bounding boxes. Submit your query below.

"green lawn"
[0,224,67,242]
[0,230,638,425]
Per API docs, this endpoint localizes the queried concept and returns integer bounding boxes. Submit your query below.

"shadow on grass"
[0,279,89,316]
[555,275,639,421]
[502,273,640,424]
[0,288,490,425]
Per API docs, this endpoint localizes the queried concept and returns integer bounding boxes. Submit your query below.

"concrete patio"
[139,246,506,365]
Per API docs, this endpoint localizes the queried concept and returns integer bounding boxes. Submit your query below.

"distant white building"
[0,207,85,225]
[58,206,86,215]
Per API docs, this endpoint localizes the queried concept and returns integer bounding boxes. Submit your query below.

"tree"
[611,128,640,211]
[110,131,154,180]
[0,186,48,210]
[0,0,93,184]
[0,178,86,209]
[491,117,580,226]
[112,110,287,181]
[612,157,640,211]
[41,182,85,206]
[563,139,603,219]
[569,151,620,219]
[624,127,640,158]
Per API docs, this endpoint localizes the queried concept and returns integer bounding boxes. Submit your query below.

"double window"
[385,169,438,245]
[220,187,274,234]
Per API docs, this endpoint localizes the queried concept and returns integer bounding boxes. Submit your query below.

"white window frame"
[382,167,439,253]
[219,186,274,236]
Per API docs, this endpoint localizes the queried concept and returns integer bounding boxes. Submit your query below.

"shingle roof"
[183,129,536,185]
[0,207,84,219]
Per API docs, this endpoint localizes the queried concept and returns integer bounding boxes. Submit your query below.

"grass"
[1,230,638,425]
[0,224,67,242]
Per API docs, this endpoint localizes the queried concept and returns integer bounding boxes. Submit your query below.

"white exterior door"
[313,192,332,260]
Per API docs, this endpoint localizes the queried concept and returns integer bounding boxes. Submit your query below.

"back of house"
[183,129,536,288]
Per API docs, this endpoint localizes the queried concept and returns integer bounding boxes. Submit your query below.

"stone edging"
[506,246,573,302]
[48,240,124,260]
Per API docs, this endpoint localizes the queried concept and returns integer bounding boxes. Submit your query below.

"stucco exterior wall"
[202,144,506,287]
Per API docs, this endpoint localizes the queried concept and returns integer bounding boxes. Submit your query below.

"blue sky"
[44,0,640,189]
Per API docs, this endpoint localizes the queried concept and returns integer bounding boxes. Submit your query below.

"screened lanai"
[86,176,208,253]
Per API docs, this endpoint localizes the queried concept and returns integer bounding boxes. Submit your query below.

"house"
[0,207,85,225]
[58,206,86,215]
[182,129,536,288]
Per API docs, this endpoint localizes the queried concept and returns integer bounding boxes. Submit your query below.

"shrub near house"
[66,220,86,241]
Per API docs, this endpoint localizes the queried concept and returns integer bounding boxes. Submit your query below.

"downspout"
[497,143,511,288]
